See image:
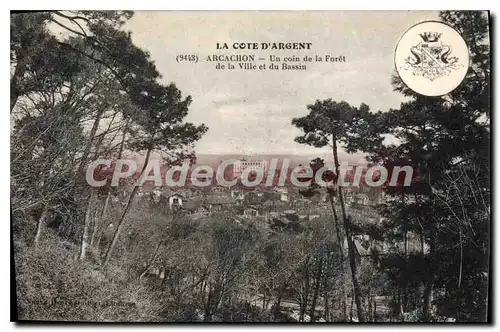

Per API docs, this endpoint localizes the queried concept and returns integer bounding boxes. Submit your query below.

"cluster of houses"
[132,183,396,222]
[136,185,291,214]
[346,230,430,266]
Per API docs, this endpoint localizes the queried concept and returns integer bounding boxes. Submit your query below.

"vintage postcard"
[10,10,491,323]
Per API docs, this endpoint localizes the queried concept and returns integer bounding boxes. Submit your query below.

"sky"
[123,11,440,156]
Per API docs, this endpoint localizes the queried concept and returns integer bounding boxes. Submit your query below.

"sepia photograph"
[10,9,491,323]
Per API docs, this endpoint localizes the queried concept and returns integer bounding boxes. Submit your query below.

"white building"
[168,193,184,209]
[233,159,269,178]
[231,189,245,200]
[276,187,289,201]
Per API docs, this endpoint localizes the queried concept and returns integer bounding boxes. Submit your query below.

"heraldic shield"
[404,32,461,81]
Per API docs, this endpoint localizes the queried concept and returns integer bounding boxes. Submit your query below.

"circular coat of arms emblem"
[395,21,469,96]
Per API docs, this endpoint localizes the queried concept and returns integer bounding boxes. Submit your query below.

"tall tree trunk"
[33,206,48,247]
[422,281,433,321]
[91,119,129,253]
[349,286,354,321]
[102,144,153,267]
[332,137,364,322]
[323,285,330,322]
[91,192,110,251]
[327,191,343,245]
[78,108,105,259]
[79,191,96,259]
[273,294,283,322]
[458,227,463,289]
[89,205,100,248]
[300,264,310,322]
[77,108,105,178]
[309,256,324,322]
[367,286,372,321]
[327,190,347,320]
[139,242,162,279]
[422,240,435,321]
[273,281,288,322]
[404,230,408,257]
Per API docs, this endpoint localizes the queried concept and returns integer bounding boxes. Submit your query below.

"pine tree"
[363,11,490,322]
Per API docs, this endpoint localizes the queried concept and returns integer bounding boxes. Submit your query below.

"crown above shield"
[419,32,442,42]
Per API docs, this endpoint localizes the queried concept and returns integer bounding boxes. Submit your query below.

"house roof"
[206,195,237,205]
[184,197,202,211]
[167,193,185,199]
